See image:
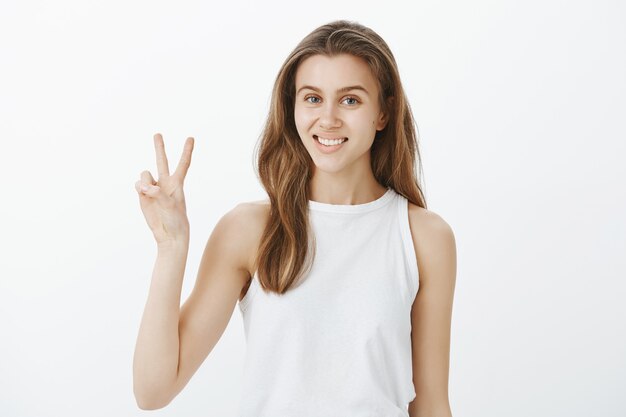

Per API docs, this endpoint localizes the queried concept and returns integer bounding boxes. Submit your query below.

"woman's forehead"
[294,54,378,94]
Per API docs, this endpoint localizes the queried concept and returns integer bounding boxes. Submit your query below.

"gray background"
[1,0,624,416]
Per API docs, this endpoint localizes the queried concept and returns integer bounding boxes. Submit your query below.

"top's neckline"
[307,187,395,213]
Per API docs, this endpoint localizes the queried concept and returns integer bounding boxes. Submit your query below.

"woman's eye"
[304,96,360,105]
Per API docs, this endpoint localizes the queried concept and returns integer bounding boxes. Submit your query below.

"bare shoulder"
[407,203,457,286]
[407,203,455,238]
[227,198,271,277]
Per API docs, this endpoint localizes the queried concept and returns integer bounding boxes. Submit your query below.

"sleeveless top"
[236,187,420,417]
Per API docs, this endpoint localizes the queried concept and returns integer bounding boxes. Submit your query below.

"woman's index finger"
[153,133,171,177]
[175,136,195,180]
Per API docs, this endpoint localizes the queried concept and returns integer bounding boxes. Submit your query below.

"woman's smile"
[313,134,348,153]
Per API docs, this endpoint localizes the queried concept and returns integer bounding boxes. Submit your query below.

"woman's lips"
[313,134,348,153]
[314,134,347,140]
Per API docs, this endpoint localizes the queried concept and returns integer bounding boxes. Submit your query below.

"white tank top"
[236,187,419,416]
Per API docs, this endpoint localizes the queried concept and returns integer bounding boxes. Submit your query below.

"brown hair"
[252,19,426,294]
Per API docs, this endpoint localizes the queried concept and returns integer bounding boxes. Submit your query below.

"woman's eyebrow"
[296,85,369,96]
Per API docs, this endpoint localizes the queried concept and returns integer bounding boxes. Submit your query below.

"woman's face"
[293,53,388,176]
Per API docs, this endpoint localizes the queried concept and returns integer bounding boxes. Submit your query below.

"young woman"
[133,19,456,417]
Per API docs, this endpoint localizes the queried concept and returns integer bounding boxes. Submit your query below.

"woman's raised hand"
[135,133,195,246]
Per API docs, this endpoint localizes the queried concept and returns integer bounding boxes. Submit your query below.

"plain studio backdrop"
[0,0,624,416]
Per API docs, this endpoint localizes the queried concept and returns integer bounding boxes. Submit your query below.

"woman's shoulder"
[243,197,271,207]
[407,202,456,285]
[407,202,453,233]
[218,198,270,229]
[227,199,271,235]
[233,198,271,220]
[224,199,271,277]
[407,203,455,250]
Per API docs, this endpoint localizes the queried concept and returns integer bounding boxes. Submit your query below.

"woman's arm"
[133,203,257,409]
[407,205,457,417]
[133,239,190,408]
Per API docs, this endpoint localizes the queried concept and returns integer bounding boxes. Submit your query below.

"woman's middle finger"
[153,133,171,178]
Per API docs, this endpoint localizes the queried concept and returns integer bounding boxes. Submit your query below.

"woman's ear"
[375,112,388,131]
[375,96,394,131]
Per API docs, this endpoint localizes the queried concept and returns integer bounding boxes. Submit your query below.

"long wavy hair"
[252,19,427,295]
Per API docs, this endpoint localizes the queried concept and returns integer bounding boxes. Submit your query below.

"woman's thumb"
[136,181,160,196]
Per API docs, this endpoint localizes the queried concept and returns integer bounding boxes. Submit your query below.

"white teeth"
[316,136,347,146]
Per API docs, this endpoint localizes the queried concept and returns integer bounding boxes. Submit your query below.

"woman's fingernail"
[141,185,148,192]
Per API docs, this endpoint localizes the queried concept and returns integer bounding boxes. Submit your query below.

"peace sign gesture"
[135,133,195,246]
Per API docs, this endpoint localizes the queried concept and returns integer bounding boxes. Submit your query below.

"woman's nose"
[318,103,342,129]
